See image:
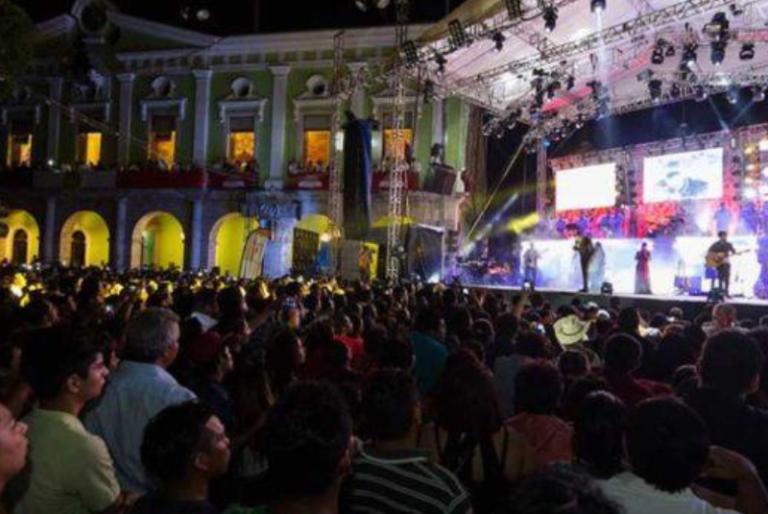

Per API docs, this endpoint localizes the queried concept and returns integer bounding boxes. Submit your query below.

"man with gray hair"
[84,308,195,493]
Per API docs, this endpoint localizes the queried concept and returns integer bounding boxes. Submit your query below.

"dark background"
[22,0,467,33]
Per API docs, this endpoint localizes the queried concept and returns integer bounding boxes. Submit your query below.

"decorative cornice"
[192,69,214,80]
[270,65,291,77]
[218,98,268,123]
[140,97,187,121]
[35,15,77,42]
[68,102,112,124]
[1,105,43,126]
[292,96,334,122]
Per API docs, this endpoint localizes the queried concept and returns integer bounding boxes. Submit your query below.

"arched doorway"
[12,231,28,265]
[59,211,110,267]
[131,212,185,269]
[208,213,257,276]
[71,231,87,267]
[1,210,40,265]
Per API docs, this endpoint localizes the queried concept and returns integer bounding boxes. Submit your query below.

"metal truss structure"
[452,0,765,92]
[386,0,410,282]
[328,31,346,273]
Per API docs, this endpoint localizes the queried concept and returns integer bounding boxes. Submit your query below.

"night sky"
[22,0,467,34]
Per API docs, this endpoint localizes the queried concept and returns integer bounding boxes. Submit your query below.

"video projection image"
[643,148,724,203]
[555,163,617,212]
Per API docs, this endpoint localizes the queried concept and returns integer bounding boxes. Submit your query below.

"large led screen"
[555,163,617,212]
[643,148,723,203]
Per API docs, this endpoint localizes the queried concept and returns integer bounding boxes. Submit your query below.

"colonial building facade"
[0,0,468,276]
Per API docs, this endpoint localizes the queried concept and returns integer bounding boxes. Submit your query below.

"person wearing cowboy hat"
[553,315,600,367]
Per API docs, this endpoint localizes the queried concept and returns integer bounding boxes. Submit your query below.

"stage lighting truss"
[449,0,742,91]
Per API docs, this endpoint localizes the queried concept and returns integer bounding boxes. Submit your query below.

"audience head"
[262,382,351,499]
[713,304,738,329]
[123,308,181,366]
[435,349,501,436]
[699,330,763,395]
[558,350,590,380]
[626,398,709,493]
[515,362,563,415]
[362,369,419,442]
[617,308,641,335]
[21,325,108,404]
[507,464,621,514]
[0,403,28,490]
[141,400,231,488]
[603,334,642,374]
[573,392,627,479]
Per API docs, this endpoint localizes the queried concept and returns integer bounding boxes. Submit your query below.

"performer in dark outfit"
[573,233,595,293]
[707,231,736,296]
[634,242,652,294]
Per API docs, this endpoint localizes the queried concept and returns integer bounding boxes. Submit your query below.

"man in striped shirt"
[342,369,472,514]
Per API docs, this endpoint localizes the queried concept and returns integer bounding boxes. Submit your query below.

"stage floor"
[469,285,768,320]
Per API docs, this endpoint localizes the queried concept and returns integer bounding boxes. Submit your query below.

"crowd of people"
[0,264,767,514]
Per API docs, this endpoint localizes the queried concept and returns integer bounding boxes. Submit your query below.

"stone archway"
[1,210,40,265]
[59,210,110,267]
[130,211,185,269]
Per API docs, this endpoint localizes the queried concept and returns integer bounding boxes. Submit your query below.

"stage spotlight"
[682,43,698,69]
[752,86,766,103]
[740,43,755,60]
[492,31,506,52]
[670,83,682,99]
[665,44,676,57]
[649,79,663,102]
[543,5,558,32]
[695,85,708,102]
[651,47,665,65]
[601,282,614,295]
[402,41,419,66]
[591,0,607,13]
[711,41,726,66]
[727,85,739,105]
[448,19,470,49]
[355,0,390,11]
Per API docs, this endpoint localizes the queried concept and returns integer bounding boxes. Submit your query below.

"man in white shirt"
[84,308,195,493]
[600,398,768,514]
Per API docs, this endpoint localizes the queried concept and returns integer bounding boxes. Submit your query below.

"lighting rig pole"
[328,31,346,275]
[386,0,410,282]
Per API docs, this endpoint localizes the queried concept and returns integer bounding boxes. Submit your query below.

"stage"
[468,285,768,322]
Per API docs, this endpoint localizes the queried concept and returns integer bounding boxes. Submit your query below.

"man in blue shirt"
[84,308,195,493]
[409,309,448,397]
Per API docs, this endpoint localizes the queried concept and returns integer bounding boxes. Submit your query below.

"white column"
[44,197,57,265]
[115,197,128,271]
[47,78,64,164]
[192,70,213,166]
[431,98,444,149]
[117,73,136,167]
[348,62,366,117]
[190,199,204,270]
[266,65,290,190]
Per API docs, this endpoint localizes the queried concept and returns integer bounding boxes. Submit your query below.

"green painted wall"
[445,98,468,171]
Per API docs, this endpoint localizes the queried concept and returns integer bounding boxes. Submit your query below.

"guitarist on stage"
[707,231,736,296]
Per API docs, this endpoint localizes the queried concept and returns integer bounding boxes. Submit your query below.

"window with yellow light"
[228,117,256,166]
[77,132,102,166]
[382,112,414,162]
[303,114,332,169]
[7,134,33,167]
[149,116,176,168]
